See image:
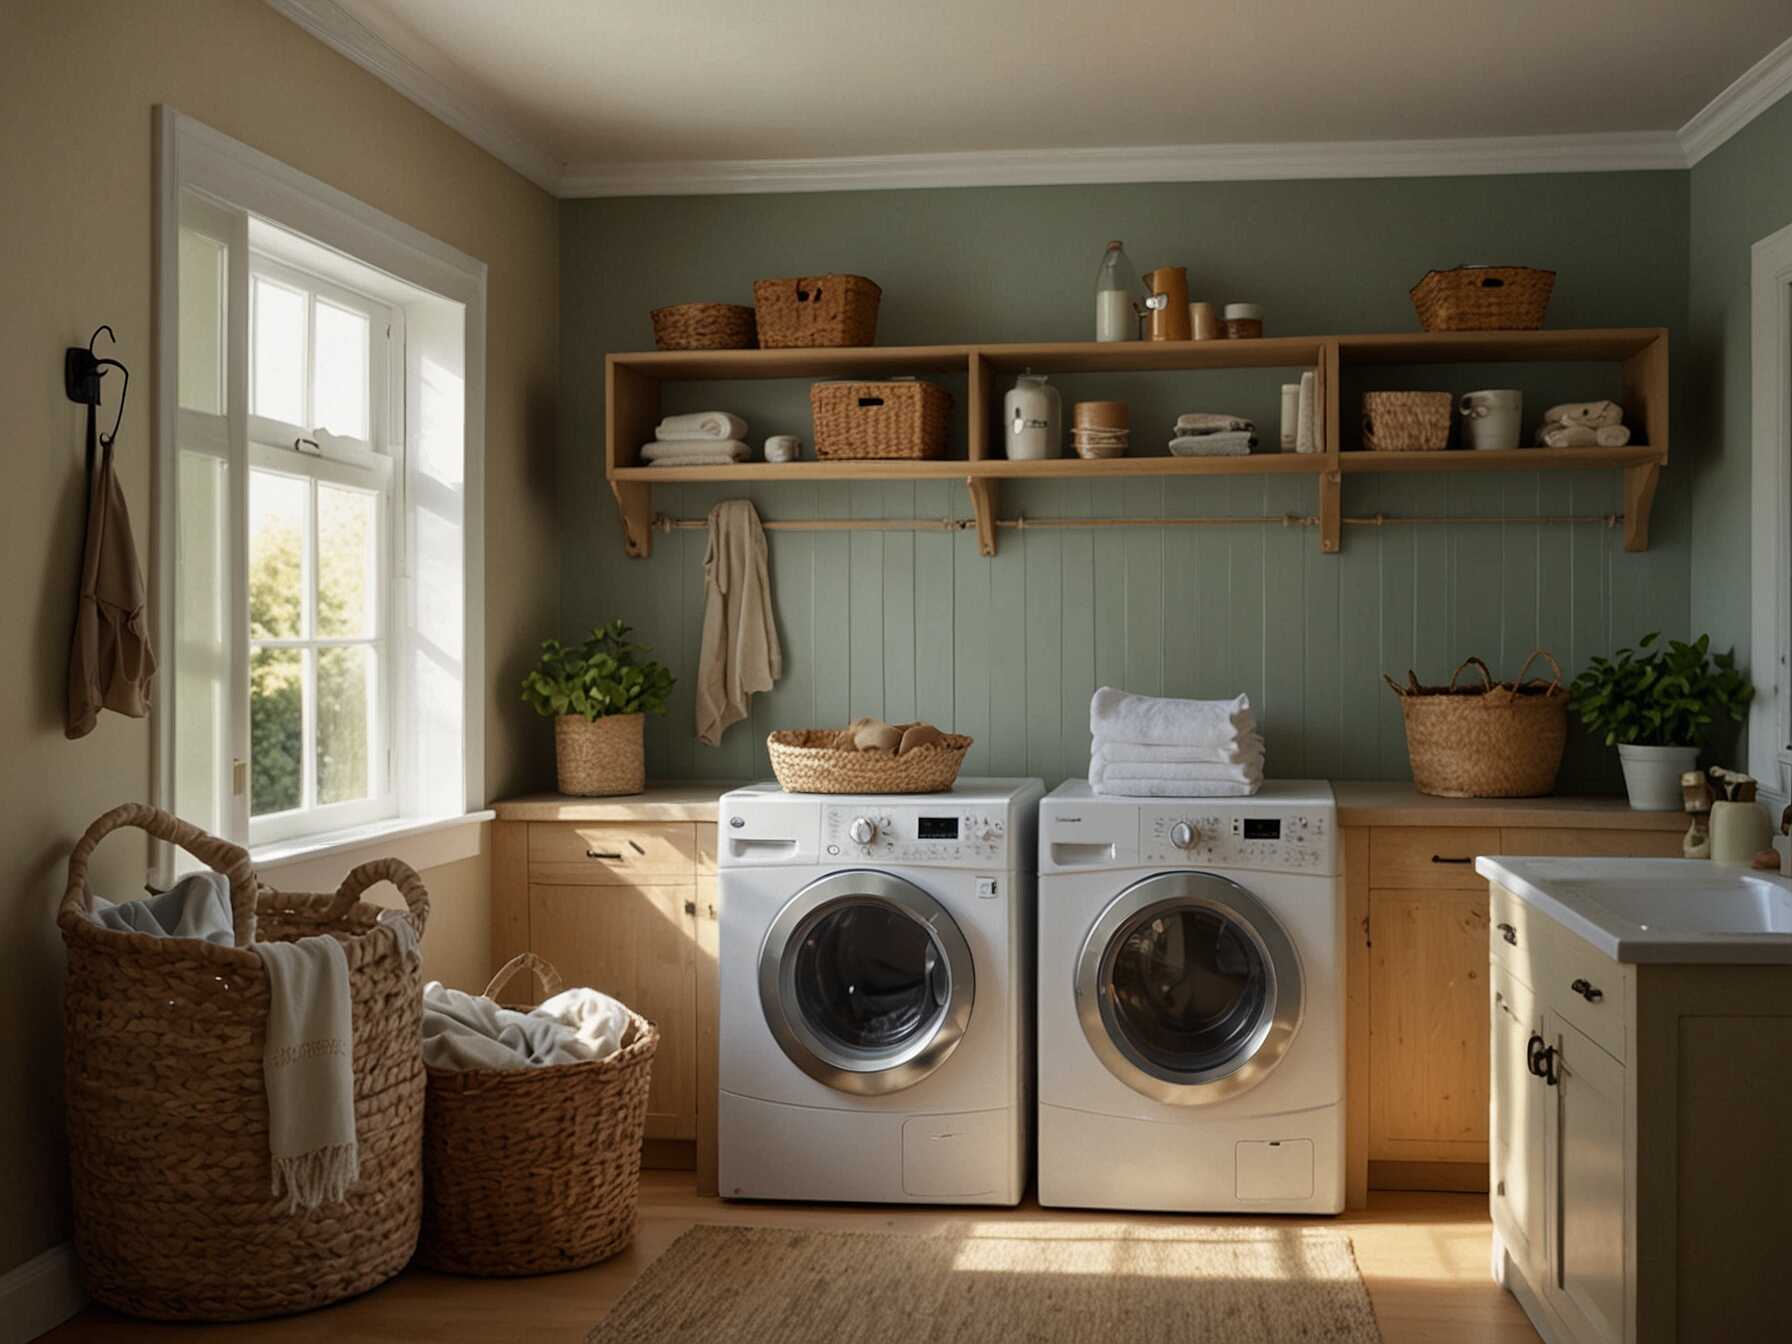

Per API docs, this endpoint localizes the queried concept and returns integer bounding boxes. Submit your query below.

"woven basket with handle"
[418,953,657,1277]
[1410,265,1555,332]
[1385,652,1567,798]
[768,728,972,794]
[753,274,881,347]
[1362,391,1453,451]
[58,803,428,1321]
[811,380,952,460]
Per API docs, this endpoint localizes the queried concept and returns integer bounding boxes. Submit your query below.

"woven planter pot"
[1385,653,1567,798]
[555,714,645,796]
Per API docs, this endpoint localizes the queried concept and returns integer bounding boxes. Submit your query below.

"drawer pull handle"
[586,849,624,861]
[684,899,697,916]
[1570,977,1603,1003]
[1431,854,1473,865]
[1497,921,1518,945]
[1526,1034,1558,1086]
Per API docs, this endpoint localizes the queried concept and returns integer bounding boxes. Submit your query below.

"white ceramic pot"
[1616,743,1698,811]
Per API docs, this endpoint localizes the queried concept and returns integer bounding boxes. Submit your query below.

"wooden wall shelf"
[604,328,1667,558]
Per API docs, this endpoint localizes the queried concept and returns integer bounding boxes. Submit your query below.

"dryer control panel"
[822,803,1008,867]
[1138,805,1335,874]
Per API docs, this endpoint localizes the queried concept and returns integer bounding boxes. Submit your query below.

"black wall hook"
[64,325,129,448]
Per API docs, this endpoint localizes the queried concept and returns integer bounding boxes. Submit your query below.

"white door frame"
[1749,218,1792,797]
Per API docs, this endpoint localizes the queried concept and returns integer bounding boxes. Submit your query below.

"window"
[156,111,485,870]
[1750,217,1792,802]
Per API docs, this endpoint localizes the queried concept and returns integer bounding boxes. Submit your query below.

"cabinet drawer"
[528,821,696,885]
[1371,828,1500,889]
[1490,882,1629,1064]
[1500,826,1683,859]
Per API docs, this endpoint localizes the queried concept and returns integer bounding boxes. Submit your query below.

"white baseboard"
[0,1244,84,1344]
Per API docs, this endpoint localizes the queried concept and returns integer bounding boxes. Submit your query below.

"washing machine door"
[758,870,976,1096]
[1076,871,1303,1105]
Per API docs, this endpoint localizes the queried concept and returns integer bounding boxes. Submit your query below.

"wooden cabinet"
[1490,967,1546,1279]
[1545,1013,1627,1344]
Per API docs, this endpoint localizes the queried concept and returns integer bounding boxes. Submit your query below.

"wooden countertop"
[494,780,1681,830]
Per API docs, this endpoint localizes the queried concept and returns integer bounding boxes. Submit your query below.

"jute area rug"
[588,1223,1383,1342]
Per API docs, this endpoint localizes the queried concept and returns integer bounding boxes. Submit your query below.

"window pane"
[250,647,305,816]
[249,469,307,639]
[174,450,230,838]
[251,275,306,425]
[313,300,370,440]
[317,645,373,806]
[178,229,226,415]
[317,483,377,637]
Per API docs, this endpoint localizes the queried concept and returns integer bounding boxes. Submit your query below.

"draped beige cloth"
[696,500,781,746]
[66,441,155,739]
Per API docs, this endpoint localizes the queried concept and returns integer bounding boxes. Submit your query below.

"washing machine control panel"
[822,804,1007,866]
[1139,807,1334,872]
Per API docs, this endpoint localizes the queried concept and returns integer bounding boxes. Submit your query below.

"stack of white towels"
[1168,412,1257,458]
[640,411,751,466]
[1088,687,1264,797]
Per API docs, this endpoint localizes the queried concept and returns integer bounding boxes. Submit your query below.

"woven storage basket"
[768,728,972,794]
[649,302,756,351]
[58,803,428,1322]
[418,953,657,1277]
[811,380,952,460]
[555,713,645,797]
[754,274,881,348]
[1386,652,1567,798]
[1410,265,1555,332]
[1363,391,1453,451]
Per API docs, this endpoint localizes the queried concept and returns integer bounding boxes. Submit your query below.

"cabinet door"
[529,882,698,1140]
[1490,967,1547,1282]
[1369,888,1491,1167]
[1545,1012,1628,1344]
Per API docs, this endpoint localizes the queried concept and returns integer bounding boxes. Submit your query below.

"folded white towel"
[1174,413,1254,435]
[1092,733,1264,767]
[1169,431,1255,456]
[253,935,358,1213]
[641,440,751,464]
[1091,777,1263,799]
[656,411,748,442]
[1090,687,1255,748]
[421,980,634,1072]
[1092,758,1265,785]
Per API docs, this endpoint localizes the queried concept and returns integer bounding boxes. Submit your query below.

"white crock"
[1616,743,1699,811]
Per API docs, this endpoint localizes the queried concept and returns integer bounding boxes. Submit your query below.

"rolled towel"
[656,411,748,442]
[1092,758,1265,785]
[1090,687,1254,748]
[1092,732,1264,767]
[1169,431,1255,456]
[640,439,751,464]
[1174,412,1254,435]
[1092,777,1262,799]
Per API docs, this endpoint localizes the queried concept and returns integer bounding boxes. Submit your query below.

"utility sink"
[1475,856,1792,962]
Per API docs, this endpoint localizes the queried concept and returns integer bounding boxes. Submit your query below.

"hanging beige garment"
[66,441,156,739]
[696,499,782,747]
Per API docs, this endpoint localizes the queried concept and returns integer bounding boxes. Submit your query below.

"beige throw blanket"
[697,499,782,746]
[252,935,358,1213]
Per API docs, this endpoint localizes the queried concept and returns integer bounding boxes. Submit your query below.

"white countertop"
[1477,855,1792,964]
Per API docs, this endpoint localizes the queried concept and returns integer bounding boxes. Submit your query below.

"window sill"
[252,810,496,876]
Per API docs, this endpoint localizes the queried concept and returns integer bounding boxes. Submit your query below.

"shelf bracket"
[965,476,999,557]
[1319,468,1341,554]
[1622,461,1659,552]
[612,480,654,558]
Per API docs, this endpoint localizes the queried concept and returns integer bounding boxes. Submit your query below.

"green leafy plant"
[1568,633,1751,748]
[520,621,674,721]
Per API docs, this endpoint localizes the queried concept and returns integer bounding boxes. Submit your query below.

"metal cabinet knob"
[1570,977,1603,1003]
[1496,922,1518,945]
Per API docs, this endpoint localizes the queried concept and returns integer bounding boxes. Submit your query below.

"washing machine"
[1037,779,1343,1214]
[718,777,1043,1204]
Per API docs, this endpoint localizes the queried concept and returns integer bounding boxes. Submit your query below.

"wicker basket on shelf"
[418,953,657,1277]
[768,728,973,794]
[1410,265,1555,332]
[754,274,881,347]
[58,804,428,1322]
[1362,391,1453,451]
[649,302,757,351]
[811,380,952,460]
[1385,652,1567,798]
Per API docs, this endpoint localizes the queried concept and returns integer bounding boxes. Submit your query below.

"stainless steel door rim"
[759,869,976,1095]
[1075,870,1304,1105]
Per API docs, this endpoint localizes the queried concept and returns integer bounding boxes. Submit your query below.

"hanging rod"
[652,512,1622,534]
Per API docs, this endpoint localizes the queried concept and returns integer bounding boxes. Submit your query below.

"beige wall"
[0,0,559,1274]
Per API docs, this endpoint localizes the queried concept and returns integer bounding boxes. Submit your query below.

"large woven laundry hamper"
[57,803,429,1322]
[418,953,658,1276]
[1385,653,1567,798]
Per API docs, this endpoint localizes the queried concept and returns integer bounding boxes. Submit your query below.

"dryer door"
[1076,871,1303,1105]
[759,870,976,1096]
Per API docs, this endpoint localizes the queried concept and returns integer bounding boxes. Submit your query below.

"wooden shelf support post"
[966,476,999,557]
[611,480,654,558]
[1622,461,1660,553]
[1320,469,1342,554]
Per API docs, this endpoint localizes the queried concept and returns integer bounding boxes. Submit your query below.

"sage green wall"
[561,173,1692,790]
[1689,93,1792,759]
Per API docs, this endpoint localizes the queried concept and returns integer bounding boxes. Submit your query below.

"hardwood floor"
[44,1172,1540,1343]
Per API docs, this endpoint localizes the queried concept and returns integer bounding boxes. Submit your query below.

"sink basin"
[1475,857,1792,962]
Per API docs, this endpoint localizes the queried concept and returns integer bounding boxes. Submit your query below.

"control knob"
[1168,820,1199,850]
[848,816,878,846]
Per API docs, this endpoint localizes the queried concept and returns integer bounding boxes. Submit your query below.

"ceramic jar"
[1224,303,1264,339]
[1460,388,1523,451]
[1004,374,1062,460]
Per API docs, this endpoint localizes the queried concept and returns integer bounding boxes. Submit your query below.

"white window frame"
[1750,217,1792,805]
[153,108,487,876]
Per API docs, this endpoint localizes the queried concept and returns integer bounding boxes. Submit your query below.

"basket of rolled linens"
[1385,652,1567,798]
[57,803,429,1322]
[768,718,972,793]
[417,953,657,1276]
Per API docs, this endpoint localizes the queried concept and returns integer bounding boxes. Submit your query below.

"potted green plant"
[520,622,675,796]
[1568,633,1752,810]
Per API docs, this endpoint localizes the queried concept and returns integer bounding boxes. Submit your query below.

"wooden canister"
[1144,266,1192,341]
[1190,301,1223,340]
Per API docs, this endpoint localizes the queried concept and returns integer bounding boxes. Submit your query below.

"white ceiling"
[276,0,1792,193]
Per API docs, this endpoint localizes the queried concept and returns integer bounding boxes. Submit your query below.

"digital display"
[1243,818,1281,840]
[918,817,958,840]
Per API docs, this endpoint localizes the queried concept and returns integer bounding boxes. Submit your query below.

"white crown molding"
[0,1243,83,1344]
[265,0,564,193]
[1680,33,1792,166]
